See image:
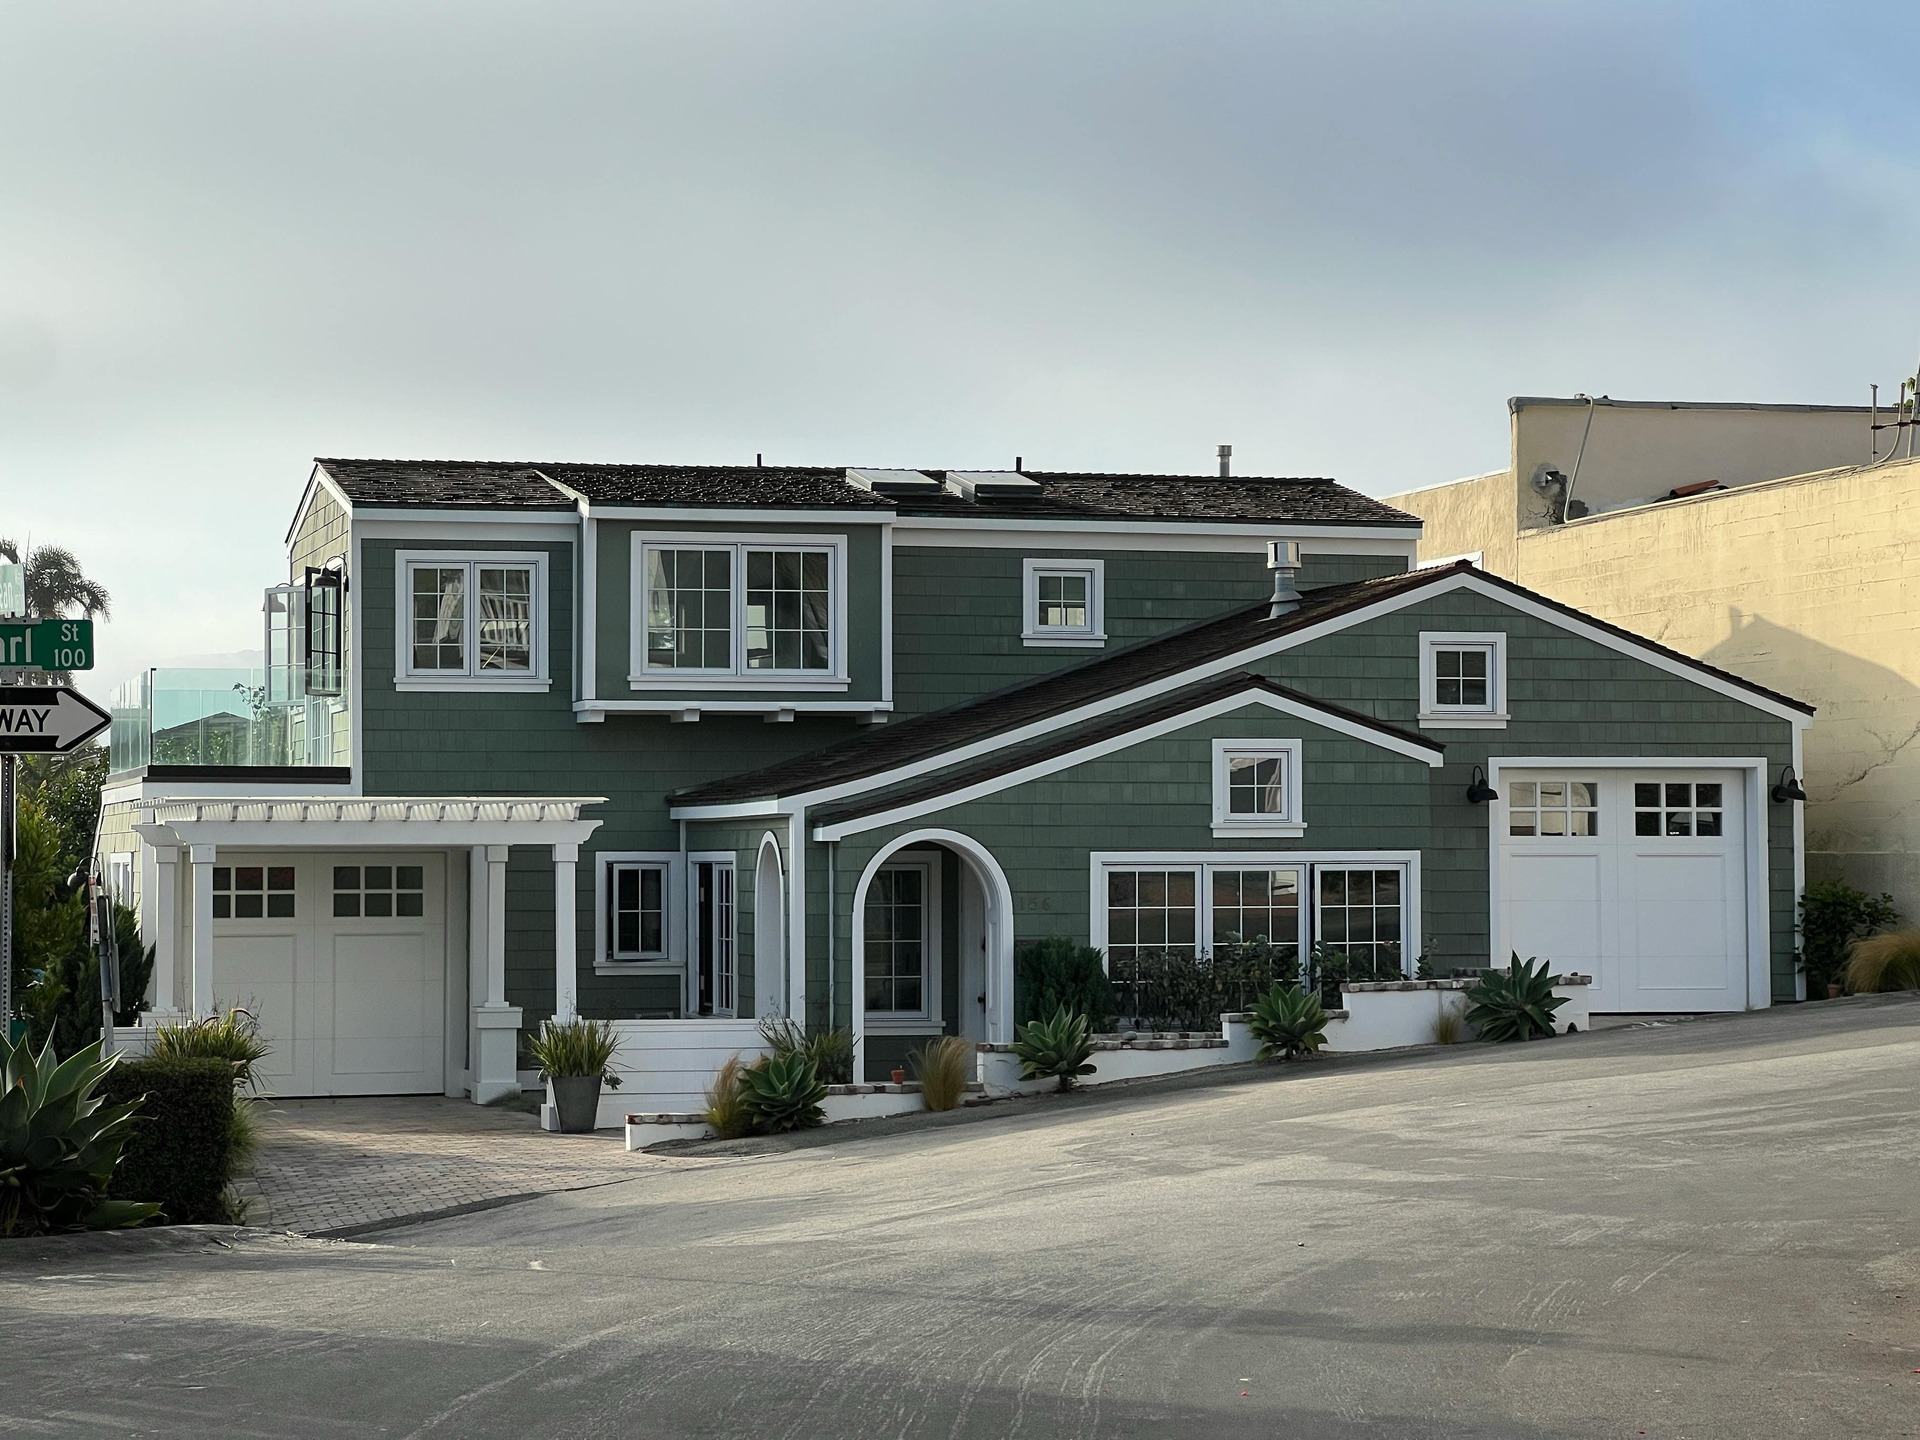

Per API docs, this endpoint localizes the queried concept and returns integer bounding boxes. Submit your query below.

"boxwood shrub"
[99,1056,239,1225]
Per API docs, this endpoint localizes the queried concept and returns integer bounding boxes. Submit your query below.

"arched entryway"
[848,829,1014,1083]
[753,832,786,1019]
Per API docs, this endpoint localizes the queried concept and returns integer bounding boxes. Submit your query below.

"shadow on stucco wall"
[1704,610,1920,915]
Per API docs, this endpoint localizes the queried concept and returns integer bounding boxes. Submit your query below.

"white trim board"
[810,686,1441,842]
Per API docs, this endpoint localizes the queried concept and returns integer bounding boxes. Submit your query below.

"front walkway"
[237,1095,639,1237]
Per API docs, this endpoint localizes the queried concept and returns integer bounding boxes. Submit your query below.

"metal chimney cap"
[1266,539,1302,569]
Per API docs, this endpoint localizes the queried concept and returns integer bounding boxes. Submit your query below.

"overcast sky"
[3,1,1917,698]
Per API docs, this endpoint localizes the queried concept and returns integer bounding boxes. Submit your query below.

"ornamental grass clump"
[1,1033,159,1237]
[737,1053,827,1133]
[759,1019,854,1086]
[703,1055,754,1140]
[1247,982,1328,1062]
[911,1034,973,1112]
[1464,954,1567,1042]
[525,1017,622,1085]
[1011,1007,1097,1092]
[151,1007,271,1093]
[1843,931,1920,994]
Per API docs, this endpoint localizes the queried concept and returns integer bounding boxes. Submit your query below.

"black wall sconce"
[1466,765,1499,804]
[1771,766,1807,803]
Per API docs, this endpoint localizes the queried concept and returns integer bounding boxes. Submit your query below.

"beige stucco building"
[1389,395,1920,914]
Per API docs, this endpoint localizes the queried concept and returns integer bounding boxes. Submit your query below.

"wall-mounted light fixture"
[1771,766,1808,803]
[1466,765,1499,805]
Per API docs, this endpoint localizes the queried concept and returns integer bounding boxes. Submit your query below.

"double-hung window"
[1022,558,1105,646]
[396,552,547,689]
[1419,632,1507,727]
[633,534,845,685]
[1211,739,1304,836]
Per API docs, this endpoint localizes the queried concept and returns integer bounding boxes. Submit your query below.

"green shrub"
[910,1034,973,1112]
[1843,931,1920,993]
[0,1033,158,1236]
[758,1019,854,1085]
[1464,954,1567,1043]
[1011,1007,1097,1092]
[151,1008,271,1092]
[98,1055,240,1225]
[703,1055,754,1139]
[525,1017,621,1086]
[737,1053,827,1133]
[1800,881,1899,994]
[1247,982,1327,1062]
[1015,938,1118,1029]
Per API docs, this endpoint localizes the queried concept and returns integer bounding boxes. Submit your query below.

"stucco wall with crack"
[1392,453,1920,911]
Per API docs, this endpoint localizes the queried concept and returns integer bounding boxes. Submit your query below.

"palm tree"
[0,540,110,686]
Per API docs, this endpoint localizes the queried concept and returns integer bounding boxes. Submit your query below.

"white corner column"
[553,843,579,1022]
[146,844,185,1024]
[470,843,523,1104]
[187,843,217,1019]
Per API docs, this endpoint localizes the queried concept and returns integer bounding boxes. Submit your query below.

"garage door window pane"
[1635,780,1725,838]
[1510,778,1599,838]
[333,866,360,916]
[268,867,295,918]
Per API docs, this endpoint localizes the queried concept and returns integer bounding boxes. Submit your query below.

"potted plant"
[526,1017,621,1133]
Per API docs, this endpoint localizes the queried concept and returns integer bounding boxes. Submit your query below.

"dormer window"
[1419,632,1508,728]
[1022,558,1105,647]
[631,533,848,688]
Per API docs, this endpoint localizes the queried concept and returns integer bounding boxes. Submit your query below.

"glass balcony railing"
[111,668,349,772]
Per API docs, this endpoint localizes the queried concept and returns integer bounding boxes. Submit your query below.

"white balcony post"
[553,843,578,1022]
[148,844,183,1022]
[187,844,216,1018]
[470,843,522,1104]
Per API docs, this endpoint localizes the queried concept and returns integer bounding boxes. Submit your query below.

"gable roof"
[670,559,1813,814]
[309,458,1417,527]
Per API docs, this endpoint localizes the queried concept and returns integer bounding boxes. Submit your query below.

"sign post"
[0,685,110,1037]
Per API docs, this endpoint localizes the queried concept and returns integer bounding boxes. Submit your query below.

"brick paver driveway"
[238,1096,641,1236]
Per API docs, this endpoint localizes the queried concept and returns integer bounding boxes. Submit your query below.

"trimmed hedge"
[1014,936,1117,1029]
[99,1057,238,1225]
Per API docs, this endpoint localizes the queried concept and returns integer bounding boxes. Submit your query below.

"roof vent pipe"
[1267,539,1302,617]
[1218,444,1232,478]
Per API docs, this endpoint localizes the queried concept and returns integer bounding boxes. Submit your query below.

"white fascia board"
[285,465,349,546]
[576,505,895,524]
[810,687,1440,842]
[105,777,358,806]
[356,514,581,538]
[577,699,890,718]
[1488,755,1771,770]
[892,518,1421,552]
[668,798,790,821]
[1454,576,1815,726]
[146,817,604,848]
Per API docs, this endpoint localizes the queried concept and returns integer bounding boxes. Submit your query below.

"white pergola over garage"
[131,797,602,1103]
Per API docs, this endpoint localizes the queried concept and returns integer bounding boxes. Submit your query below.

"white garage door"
[210,853,447,1096]
[1498,771,1749,1012]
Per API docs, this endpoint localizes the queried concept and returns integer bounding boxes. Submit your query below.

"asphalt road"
[5,997,1918,1439]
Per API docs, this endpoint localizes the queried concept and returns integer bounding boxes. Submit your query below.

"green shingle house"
[99,460,1813,1110]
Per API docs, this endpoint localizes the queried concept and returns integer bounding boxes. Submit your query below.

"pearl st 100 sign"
[0,618,94,672]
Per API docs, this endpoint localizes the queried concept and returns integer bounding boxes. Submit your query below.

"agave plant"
[1,1033,159,1237]
[738,1053,827,1133]
[1011,1006,1098,1092]
[1464,953,1568,1042]
[1247,982,1327,1062]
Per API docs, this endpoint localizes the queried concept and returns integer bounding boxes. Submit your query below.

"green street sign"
[0,618,94,671]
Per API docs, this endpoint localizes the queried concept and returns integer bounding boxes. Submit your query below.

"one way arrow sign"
[0,686,112,754]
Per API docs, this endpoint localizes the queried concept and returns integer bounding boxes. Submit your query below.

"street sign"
[0,685,111,754]
[0,618,94,672]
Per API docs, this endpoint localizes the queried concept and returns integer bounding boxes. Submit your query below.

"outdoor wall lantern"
[1771,766,1808,804]
[1466,765,1499,805]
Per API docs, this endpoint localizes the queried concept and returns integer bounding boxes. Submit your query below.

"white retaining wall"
[595,1018,770,1128]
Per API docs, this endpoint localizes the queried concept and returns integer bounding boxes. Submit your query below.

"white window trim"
[1418,630,1508,729]
[628,531,851,690]
[1210,738,1305,838]
[863,856,944,1034]
[1021,557,1106,647]
[1088,850,1419,975]
[594,850,684,976]
[393,550,551,692]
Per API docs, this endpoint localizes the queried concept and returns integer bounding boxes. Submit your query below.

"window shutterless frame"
[304,568,344,698]
[1210,738,1304,837]
[862,857,943,1032]
[629,531,850,689]
[1021,557,1106,647]
[392,550,550,691]
[1418,631,1508,728]
[594,851,683,973]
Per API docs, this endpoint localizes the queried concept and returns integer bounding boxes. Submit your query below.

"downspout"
[678,818,689,1015]
[825,839,837,1039]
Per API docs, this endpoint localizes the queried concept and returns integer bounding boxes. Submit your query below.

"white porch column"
[552,843,579,1022]
[187,844,217,1018]
[147,844,184,1023]
[470,843,522,1104]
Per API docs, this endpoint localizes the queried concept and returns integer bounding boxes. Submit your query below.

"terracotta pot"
[1827,983,1845,999]
[549,1075,603,1133]
[891,1067,907,1085]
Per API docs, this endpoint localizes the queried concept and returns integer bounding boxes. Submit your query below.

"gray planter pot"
[549,1075,603,1133]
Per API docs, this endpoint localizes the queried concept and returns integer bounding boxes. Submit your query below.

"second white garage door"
[210,853,448,1096]
[1498,770,1751,1012]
